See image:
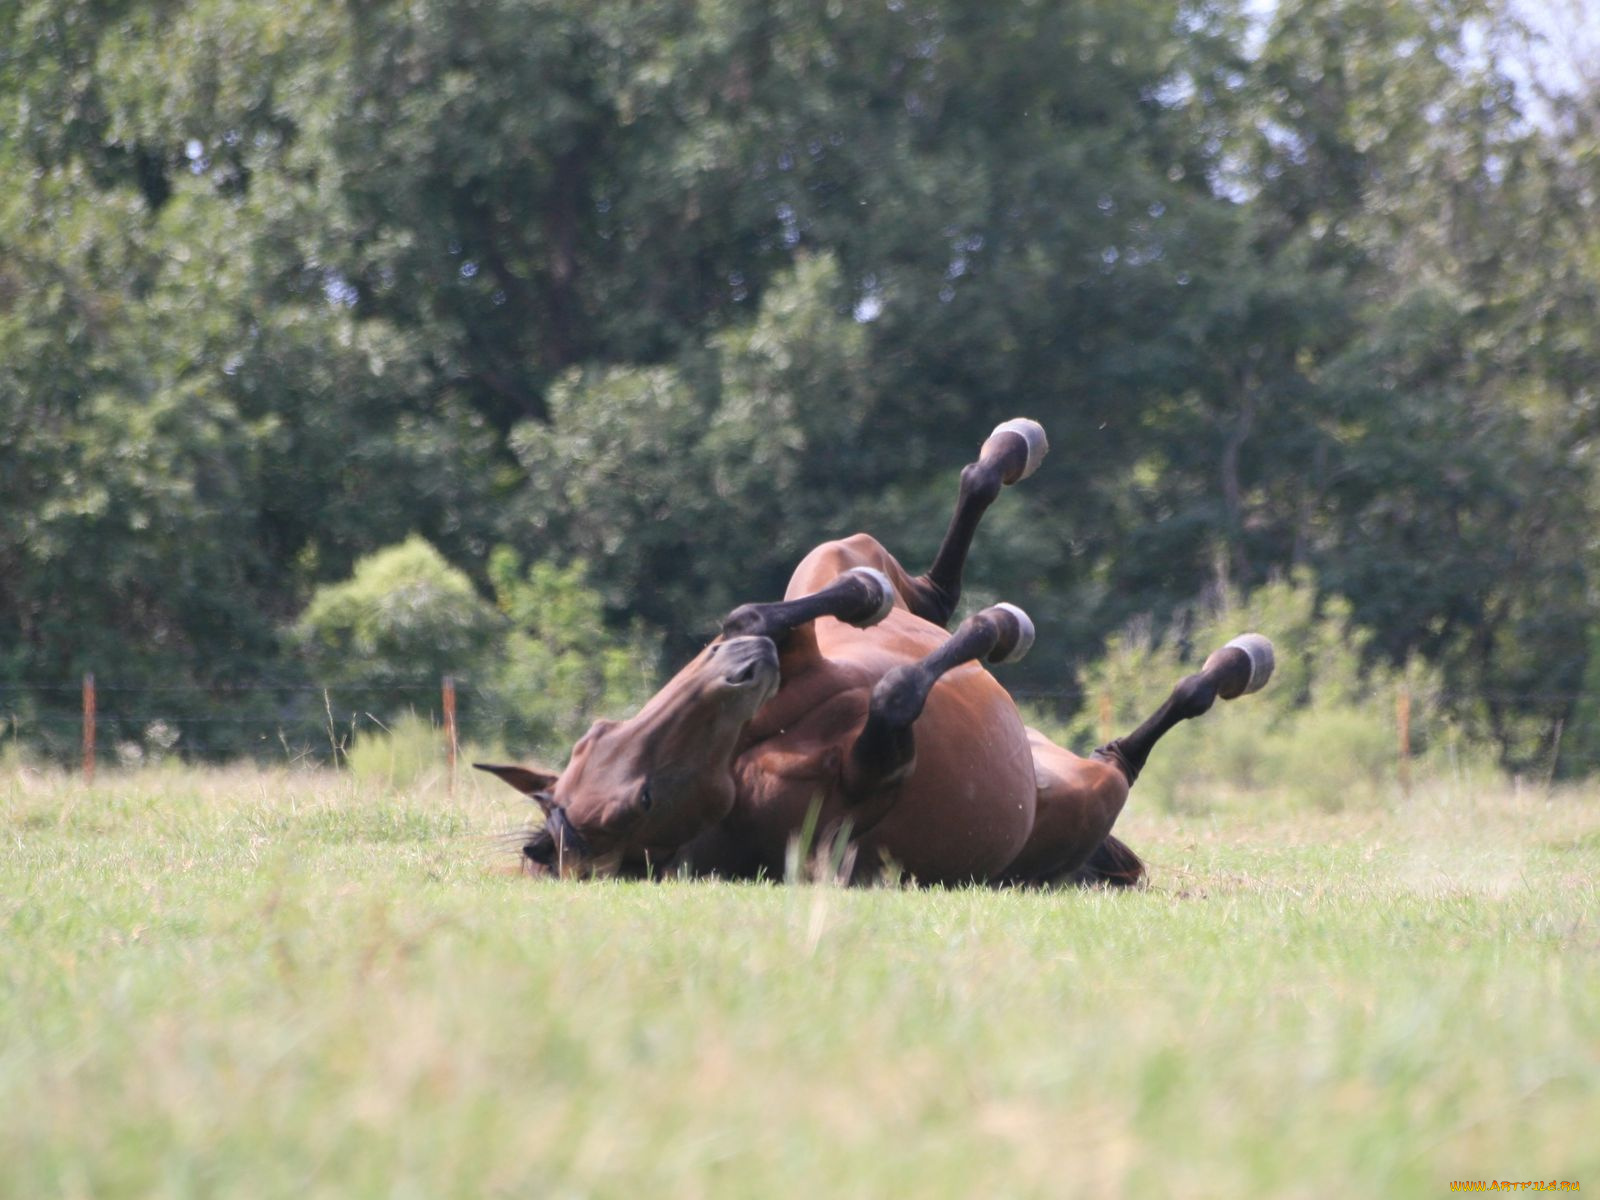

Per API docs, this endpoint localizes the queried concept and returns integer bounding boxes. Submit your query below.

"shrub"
[294,536,500,689]
[291,539,663,772]
[475,550,660,764]
[1037,571,1498,813]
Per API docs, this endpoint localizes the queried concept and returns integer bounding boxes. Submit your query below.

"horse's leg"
[721,566,896,645]
[1000,635,1273,888]
[1094,634,1275,784]
[1060,835,1147,887]
[900,417,1048,627]
[843,602,1035,828]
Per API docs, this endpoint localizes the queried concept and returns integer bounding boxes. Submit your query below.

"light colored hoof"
[988,418,1049,482]
[843,566,896,626]
[1224,633,1274,695]
[990,602,1035,663]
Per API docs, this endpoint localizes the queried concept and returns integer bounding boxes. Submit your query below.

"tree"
[4,0,1598,773]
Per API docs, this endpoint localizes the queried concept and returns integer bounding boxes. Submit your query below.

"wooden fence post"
[442,675,458,794]
[1098,691,1113,747]
[82,672,96,784]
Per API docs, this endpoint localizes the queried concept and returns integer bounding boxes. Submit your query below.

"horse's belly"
[731,665,1036,884]
[860,671,1037,882]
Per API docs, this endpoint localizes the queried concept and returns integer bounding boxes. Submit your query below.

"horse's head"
[477,634,780,876]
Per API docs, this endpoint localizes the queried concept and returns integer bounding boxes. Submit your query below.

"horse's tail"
[1067,834,1145,888]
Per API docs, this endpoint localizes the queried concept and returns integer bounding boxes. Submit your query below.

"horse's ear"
[474,762,559,803]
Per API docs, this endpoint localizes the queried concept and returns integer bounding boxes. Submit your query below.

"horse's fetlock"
[1172,672,1217,720]
[959,461,1003,507]
[958,610,998,643]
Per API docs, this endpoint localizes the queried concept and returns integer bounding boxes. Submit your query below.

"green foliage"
[295,536,500,689]
[290,537,658,767]
[480,549,660,763]
[507,254,875,654]
[2,0,1598,771]
[1047,573,1495,813]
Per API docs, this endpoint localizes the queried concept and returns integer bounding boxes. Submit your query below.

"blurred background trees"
[3,0,1598,775]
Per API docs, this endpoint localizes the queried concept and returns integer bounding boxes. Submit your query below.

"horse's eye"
[638,783,654,812]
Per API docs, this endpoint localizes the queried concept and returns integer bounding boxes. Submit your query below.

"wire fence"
[0,675,499,774]
[1,674,1594,778]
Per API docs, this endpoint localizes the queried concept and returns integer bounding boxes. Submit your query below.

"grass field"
[4,763,1597,1198]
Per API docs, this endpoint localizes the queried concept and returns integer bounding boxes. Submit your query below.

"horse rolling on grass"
[478,419,1273,886]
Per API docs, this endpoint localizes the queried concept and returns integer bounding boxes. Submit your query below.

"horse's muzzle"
[524,806,592,871]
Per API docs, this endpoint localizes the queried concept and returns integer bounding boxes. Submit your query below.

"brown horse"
[478,419,1273,886]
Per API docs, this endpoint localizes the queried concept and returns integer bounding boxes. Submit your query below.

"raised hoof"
[985,602,1035,664]
[983,418,1049,484]
[1202,633,1275,700]
[841,566,896,627]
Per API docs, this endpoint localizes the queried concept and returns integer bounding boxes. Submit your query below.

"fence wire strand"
[0,678,1590,770]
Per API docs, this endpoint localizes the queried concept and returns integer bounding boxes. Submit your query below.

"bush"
[1035,572,1499,813]
[292,538,661,773]
[474,550,660,764]
[295,536,501,689]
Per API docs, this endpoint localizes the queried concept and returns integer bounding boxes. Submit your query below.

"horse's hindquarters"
[999,729,1131,883]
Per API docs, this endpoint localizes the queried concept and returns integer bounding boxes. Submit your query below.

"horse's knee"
[958,461,1003,509]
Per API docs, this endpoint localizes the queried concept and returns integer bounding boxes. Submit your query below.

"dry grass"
[3,763,1598,1198]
